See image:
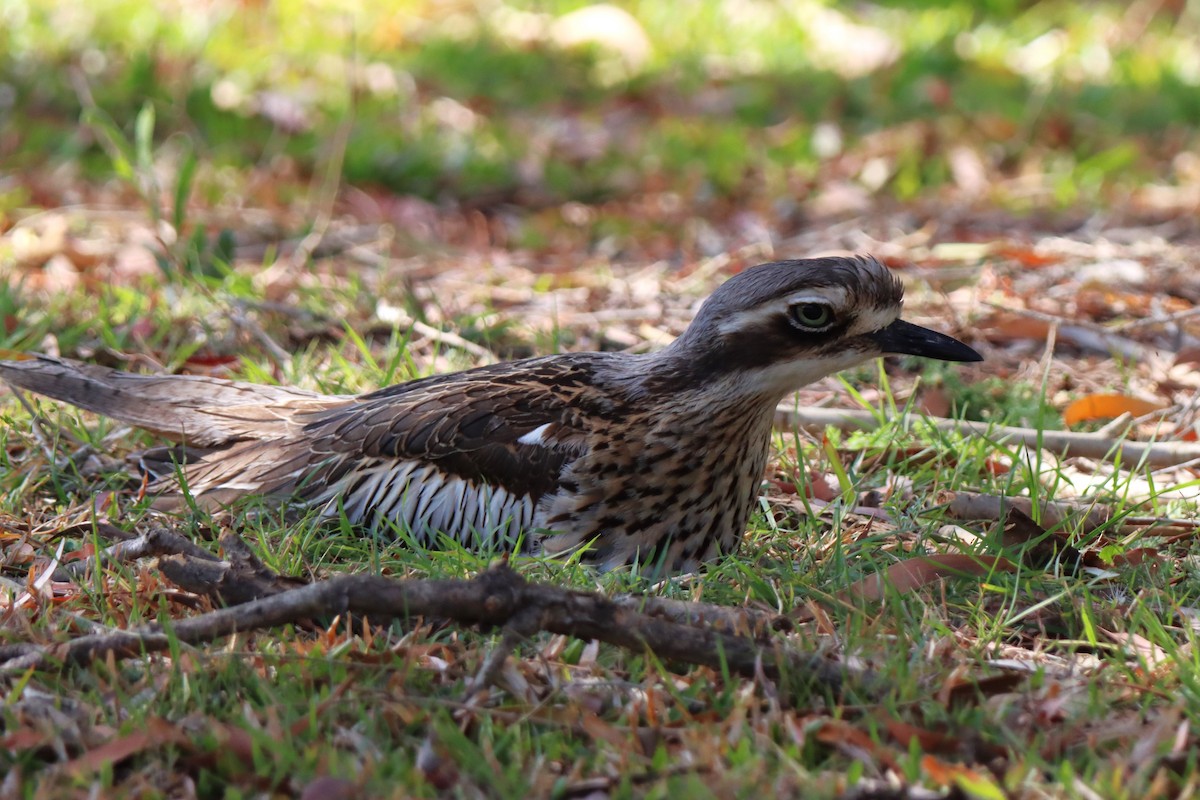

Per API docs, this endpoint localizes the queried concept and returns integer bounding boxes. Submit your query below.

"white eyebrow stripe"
[716,303,788,336]
[849,306,901,336]
[716,286,854,336]
[785,287,847,308]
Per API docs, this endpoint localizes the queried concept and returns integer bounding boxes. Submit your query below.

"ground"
[3,1,1200,798]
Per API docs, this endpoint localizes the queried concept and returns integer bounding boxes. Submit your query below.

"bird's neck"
[604,345,792,419]
[632,339,818,412]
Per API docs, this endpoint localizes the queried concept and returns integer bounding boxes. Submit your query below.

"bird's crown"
[693,255,904,338]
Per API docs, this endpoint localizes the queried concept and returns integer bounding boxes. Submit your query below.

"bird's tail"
[0,353,342,447]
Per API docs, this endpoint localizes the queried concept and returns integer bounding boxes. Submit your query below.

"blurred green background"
[3,0,1199,215]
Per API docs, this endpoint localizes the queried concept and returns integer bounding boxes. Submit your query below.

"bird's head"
[663,255,981,398]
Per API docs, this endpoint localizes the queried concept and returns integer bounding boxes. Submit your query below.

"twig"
[945,491,1110,532]
[942,491,1197,537]
[52,526,218,582]
[228,304,294,371]
[981,301,1147,360]
[1116,303,1200,332]
[0,565,857,694]
[774,405,1200,468]
[388,308,497,364]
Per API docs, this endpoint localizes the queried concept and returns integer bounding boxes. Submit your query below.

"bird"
[0,256,981,573]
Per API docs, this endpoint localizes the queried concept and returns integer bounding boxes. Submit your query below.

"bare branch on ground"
[0,562,855,696]
[775,405,1200,468]
[943,491,1198,536]
[52,526,219,582]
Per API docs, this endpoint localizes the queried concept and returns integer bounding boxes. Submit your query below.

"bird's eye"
[789,302,834,330]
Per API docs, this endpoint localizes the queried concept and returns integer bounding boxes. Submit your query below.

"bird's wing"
[295,357,602,503]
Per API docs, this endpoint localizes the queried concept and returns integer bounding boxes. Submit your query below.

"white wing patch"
[516,422,554,446]
[306,459,537,550]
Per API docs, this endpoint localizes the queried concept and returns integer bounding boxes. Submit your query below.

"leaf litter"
[7,192,1200,796]
[6,29,1200,800]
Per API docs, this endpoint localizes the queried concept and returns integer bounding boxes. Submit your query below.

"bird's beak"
[869,319,982,362]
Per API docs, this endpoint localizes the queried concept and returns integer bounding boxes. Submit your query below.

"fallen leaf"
[940,672,1029,707]
[300,776,359,800]
[881,718,958,754]
[980,313,1052,343]
[837,554,1018,605]
[921,755,1007,800]
[812,718,897,770]
[1001,507,1082,572]
[918,385,951,417]
[60,718,185,778]
[1063,393,1165,426]
[992,246,1062,268]
[0,727,54,753]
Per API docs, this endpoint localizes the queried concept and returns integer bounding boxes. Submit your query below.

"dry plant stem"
[285,82,355,272]
[0,565,854,693]
[775,405,1200,468]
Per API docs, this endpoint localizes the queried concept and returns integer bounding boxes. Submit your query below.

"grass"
[1,264,1194,795]
[4,0,1200,796]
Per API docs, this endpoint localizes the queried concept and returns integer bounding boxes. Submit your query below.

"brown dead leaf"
[980,313,1052,343]
[0,727,55,753]
[836,554,1018,605]
[1176,347,1200,367]
[59,717,185,778]
[1081,546,1164,572]
[811,718,898,770]
[881,718,959,754]
[806,471,840,502]
[940,672,1029,707]
[182,352,242,372]
[1002,506,1082,572]
[920,755,1005,798]
[299,776,359,800]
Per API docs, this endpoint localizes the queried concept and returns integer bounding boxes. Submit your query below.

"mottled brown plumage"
[0,256,981,572]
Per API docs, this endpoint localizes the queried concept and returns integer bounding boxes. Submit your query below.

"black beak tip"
[872,319,983,363]
[958,345,985,363]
